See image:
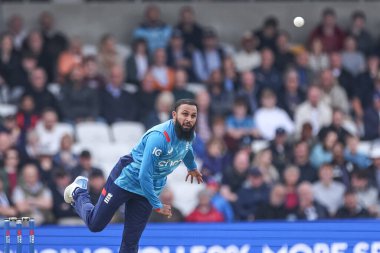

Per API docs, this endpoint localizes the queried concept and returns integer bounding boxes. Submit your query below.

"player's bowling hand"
[156,204,172,217]
[185,169,204,184]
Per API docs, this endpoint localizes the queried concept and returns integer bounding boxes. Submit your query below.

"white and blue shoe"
[64,176,88,204]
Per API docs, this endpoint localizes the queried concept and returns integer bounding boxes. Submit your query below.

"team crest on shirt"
[167,147,174,154]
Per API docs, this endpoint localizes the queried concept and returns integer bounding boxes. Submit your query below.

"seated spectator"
[7,14,27,51]
[53,134,78,171]
[136,73,159,122]
[253,148,279,185]
[208,69,234,117]
[16,95,38,133]
[253,48,282,94]
[237,71,260,114]
[206,181,234,222]
[0,147,20,196]
[223,57,239,92]
[18,130,39,163]
[318,108,350,144]
[341,36,365,77]
[308,38,329,74]
[0,130,12,163]
[312,163,345,216]
[0,74,12,105]
[292,141,317,183]
[12,49,37,91]
[329,52,355,100]
[70,150,102,180]
[269,128,293,175]
[125,38,150,85]
[274,31,295,73]
[294,50,314,91]
[368,148,380,192]
[12,163,53,225]
[133,4,172,54]
[226,98,259,144]
[166,29,193,78]
[172,68,194,101]
[82,55,106,89]
[344,135,371,169]
[99,64,138,124]
[193,28,225,82]
[175,6,204,51]
[278,68,305,119]
[310,130,337,169]
[57,36,82,82]
[88,169,106,205]
[335,189,371,219]
[186,189,224,223]
[194,90,212,143]
[235,168,270,221]
[363,92,380,140]
[282,165,300,213]
[348,10,374,56]
[331,142,355,188]
[149,187,184,223]
[295,85,332,136]
[143,91,174,130]
[255,89,294,140]
[234,32,261,73]
[37,151,59,186]
[220,150,250,202]
[254,17,279,51]
[149,48,175,91]
[0,32,21,88]
[211,116,238,154]
[295,182,329,220]
[98,34,126,76]
[256,184,288,220]
[0,179,17,219]
[351,170,379,216]
[2,115,21,147]
[50,169,82,225]
[307,8,345,53]
[60,65,99,123]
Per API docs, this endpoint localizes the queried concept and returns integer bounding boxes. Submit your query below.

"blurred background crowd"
[1,4,380,225]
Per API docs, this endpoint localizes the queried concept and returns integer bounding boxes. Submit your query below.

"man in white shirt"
[234,32,261,72]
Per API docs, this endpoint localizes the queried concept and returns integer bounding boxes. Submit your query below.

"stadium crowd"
[0,5,380,225]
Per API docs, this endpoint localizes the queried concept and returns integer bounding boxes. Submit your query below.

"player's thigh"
[123,195,152,238]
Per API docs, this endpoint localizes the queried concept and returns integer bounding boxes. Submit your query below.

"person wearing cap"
[233,31,261,73]
[269,127,292,175]
[192,27,225,82]
[234,168,270,221]
[363,92,380,140]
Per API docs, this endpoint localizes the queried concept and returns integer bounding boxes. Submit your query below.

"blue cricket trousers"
[73,155,153,253]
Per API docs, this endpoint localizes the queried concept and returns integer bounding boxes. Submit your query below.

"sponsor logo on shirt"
[158,159,182,167]
[152,147,162,156]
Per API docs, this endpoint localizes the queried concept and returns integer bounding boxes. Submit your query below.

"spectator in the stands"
[295,182,329,220]
[208,69,234,117]
[133,4,172,53]
[201,137,229,183]
[348,10,374,56]
[206,181,234,222]
[274,31,295,73]
[16,95,38,134]
[12,163,53,225]
[253,48,282,95]
[0,147,20,197]
[125,38,150,85]
[149,48,175,91]
[292,141,317,183]
[235,168,270,221]
[295,85,332,136]
[99,64,138,124]
[7,14,27,51]
[331,142,355,188]
[318,108,350,144]
[11,52,37,91]
[88,169,106,205]
[253,148,279,185]
[368,148,380,192]
[294,50,314,91]
[175,6,203,51]
[308,8,345,53]
[329,52,354,100]
[341,36,365,76]
[0,179,17,219]
[53,134,78,171]
[186,189,224,223]
[172,68,194,101]
[237,71,260,114]
[150,187,184,222]
[308,38,329,74]
[344,135,371,169]
[97,34,124,76]
[0,32,21,88]
[234,32,261,73]
[351,170,379,216]
[282,166,300,213]
[0,130,12,165]
[335,189,371,219]
[310,130,337,169]
[256,184,288,220]
[2,115,20,147]
[166,29,193,78]
[18,130,39,163]
[220,150,250,202]
[82,55,106,90]
[269,127,292,175]
[24,68,61,116]
[35,108,70,155]
[143,91,174,130]
[136,73,158,122]
[60,65,99,123]
[278,68,305,119]
[50,169,81,225]
[70,150,102,180]
[312,163,345,216]
[38,11,68,81]
[57,36,82,82]
[194,90,212,143]
[193,28,225,82]
[223,57,239,92]
[255,88,294,140]
[254,16,279,52]
[363,92,380,140]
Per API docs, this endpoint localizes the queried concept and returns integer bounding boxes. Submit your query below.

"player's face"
[174,104,197,131]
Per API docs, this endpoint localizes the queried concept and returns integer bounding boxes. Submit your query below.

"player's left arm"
[183,148,203,184]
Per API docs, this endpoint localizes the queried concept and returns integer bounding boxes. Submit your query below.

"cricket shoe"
[64,176,88,204]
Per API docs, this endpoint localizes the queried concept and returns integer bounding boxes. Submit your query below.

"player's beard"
[174,120,195,141]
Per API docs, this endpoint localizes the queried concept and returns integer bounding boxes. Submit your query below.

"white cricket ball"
[293,17,305,28]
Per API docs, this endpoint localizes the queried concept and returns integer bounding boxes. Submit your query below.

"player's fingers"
[185,174,189,182]
[191,175,194,184]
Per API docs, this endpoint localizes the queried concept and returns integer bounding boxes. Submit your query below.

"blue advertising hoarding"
[1,220,380,253]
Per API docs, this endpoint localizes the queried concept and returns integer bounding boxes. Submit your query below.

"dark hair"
[352,10,365,21]
[174,99,198,112]
[322,8,336,17]
[344,188,356,197]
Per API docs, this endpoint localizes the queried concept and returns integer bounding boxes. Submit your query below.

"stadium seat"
[57,123,75,137]
[251,140,269,153]
[186,83,206,94]
[111,121,145,144]
[76,121,112,144]
[0,104,17,117]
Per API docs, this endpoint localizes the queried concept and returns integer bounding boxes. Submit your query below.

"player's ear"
[172,110,176,119]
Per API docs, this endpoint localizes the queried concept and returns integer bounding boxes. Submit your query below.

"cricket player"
[64,99,203,253]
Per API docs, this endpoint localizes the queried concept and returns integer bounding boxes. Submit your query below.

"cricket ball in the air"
[293,17,305,27]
